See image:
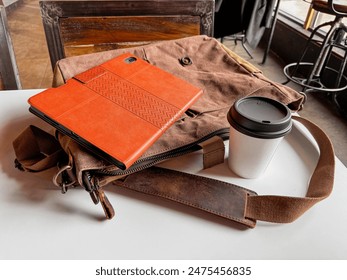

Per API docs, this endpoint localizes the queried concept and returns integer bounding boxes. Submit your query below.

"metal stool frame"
[284,15,347,93]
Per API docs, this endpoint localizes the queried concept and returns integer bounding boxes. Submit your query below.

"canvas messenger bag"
[13,36,335,228]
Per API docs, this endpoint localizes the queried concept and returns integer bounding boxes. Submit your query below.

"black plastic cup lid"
[227,96,292,139]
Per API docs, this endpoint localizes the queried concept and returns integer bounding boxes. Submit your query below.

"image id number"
[187,266,251,276]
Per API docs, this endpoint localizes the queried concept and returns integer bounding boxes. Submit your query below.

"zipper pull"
[82,171,115,219]
[82,171,99,204]
[96,188,115,219]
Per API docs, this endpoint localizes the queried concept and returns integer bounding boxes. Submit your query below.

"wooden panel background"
[60,15,201,57]
[40,0,215,69]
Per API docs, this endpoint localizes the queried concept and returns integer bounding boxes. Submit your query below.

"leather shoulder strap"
[13,116,335,227]
[114,116,335,227]
[245,116,335,224]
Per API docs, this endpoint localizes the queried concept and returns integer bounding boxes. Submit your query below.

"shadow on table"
[0,116,253,229]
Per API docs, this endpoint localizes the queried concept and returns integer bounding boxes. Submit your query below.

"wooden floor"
[6,0,53,89]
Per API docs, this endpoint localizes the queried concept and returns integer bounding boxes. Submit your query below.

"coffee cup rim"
[227,96,292,139]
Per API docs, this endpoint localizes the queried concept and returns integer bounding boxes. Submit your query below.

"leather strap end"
[114,166,257,228]
[13,125,65,172]
[199,136,225,169]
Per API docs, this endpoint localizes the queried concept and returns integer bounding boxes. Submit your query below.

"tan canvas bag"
[13,36,334,228]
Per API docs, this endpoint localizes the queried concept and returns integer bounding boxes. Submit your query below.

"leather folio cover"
[28,53,203,169]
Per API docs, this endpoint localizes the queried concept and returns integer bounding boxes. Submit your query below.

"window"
[279,0,347,33]
[279,0,311,26]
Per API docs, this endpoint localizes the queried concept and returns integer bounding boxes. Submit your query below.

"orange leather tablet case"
[28,53,203,169]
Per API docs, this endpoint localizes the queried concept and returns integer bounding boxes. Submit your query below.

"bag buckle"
[53,164,76,193]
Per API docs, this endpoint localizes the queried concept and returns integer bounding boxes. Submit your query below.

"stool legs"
[221,33,253,59]
[283,16,347,93]
[334,27,347,88]
[308,17,343,83]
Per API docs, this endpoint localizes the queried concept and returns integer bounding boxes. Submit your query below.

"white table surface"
[1,89,347,260]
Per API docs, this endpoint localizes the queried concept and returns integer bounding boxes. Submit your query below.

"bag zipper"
[93,128,230,177]
[80,128,228,218]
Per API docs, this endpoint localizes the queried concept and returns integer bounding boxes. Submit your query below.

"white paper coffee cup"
[227,96,292,178]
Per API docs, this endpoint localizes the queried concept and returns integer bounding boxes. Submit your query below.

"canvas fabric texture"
[51,36,305,185]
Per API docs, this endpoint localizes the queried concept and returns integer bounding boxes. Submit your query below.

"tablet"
[28,53,202,169]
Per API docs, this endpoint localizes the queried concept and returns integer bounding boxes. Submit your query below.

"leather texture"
[113,166,257,228]
[245,116,335,224]
[111,116,335,228]
[28,52,202,170]
[12,125,66,172]
[198,136,225,169]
